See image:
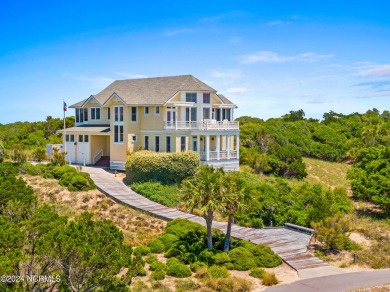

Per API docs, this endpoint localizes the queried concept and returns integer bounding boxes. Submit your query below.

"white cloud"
[116,72,148,79]
[224,87,248,93]
[76,76,114,87]
[265,20,291,26]
[211,70,241,80]
[358,65,390,78]
[237,51,334,64]
[163,28,197,37]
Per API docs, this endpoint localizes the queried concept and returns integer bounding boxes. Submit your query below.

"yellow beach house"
[59,75,240,170]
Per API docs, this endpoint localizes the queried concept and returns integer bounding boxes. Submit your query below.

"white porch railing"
[164,120,239,130]
[92,149,104,164]
[199,150,238,161]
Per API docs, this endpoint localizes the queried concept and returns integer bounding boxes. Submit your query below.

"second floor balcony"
[164,120,239,131]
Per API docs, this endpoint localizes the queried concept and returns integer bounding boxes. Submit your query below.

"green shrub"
[228,247,257,271]
[133,245,151,257]
[51,165,76,179]
[214,276,252,292]
[145,254,158,264]
[165,218,206,237]
[68,173,96,192]
[212,252,230,265]
[19,163,40,176]
[131,182,180,207]
[42,172,54,179]
[251,245,282,268]
[158,233,179,250]
[208,265,229,279]
[249,267,266,279]
[126,150,200,184]
[198,249,216,266]
[166,257,181,267]
[262,272,279,286]
[147,239,165,253]
[150,270,166,280]
[129,256,146,277]
[190,261,208,272]
[223,262,234,270]
[166,263,192,278]
[149,261,166,272]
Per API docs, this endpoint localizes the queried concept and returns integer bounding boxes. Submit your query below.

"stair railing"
[92,149,104,165]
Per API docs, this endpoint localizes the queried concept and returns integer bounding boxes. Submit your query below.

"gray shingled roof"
[70,75,234,107]
[57,126,110,134]
[217,94,234,105]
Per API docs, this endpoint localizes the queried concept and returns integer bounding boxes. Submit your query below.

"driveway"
[265,269,390,292]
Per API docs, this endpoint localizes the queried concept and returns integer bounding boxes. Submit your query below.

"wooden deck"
[83,167,329,272]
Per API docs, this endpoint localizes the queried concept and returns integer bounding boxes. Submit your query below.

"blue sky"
[1,0,389,123]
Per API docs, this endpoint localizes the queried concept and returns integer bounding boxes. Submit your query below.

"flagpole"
[63,99,67,162]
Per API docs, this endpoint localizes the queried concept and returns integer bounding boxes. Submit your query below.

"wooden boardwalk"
[83,167,329,272]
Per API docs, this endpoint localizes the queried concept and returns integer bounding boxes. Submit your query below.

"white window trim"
[144,135,150,150]
[114,105,124,122]
[155,106,160,115]
[144,107,149,116]
[165,135,171,153]
[155,135,160,152]
[131,107,138,123]
[132,134,137,142]
[90,107,101,121]
[113,125,124,144]
[180,135,186,151]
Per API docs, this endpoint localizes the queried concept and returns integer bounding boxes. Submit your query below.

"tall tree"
[181,165,225,249]
[222,172,251,252]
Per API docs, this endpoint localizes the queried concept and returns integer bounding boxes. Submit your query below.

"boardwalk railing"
[285,223,314,235]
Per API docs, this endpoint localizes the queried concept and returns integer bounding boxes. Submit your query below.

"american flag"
[63,101,67,111]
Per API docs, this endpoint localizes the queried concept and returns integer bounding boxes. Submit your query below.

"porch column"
[227,135,231,159]
[205,134,210,161]
[189,107,192,129]
[175,106,178,130]
[190,135,193,150]
[236,135,240,159]
[216,135,220,160]
[197,135,200,153]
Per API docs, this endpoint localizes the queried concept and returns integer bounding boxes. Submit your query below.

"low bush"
[166,257,181,267]
[126,150,200,184]
[190,261,208,272]
[133,245,151,257]
[51,165,77,179]
[131,182,180,207]
[261,272,279,286]
[166,262,192,278]
[149,261,166,272]
[150,270,166,281]
[212,252,231,265]
[249,267,266,279]
[208,265,229,279]
[68,173,96,191]
[251,245,282,268]
[228,247,257,271]
[144,254,158,264]
[158,233,179,250]
[211,276,252,292]
[165,218,206,237]
[147,239,165,253]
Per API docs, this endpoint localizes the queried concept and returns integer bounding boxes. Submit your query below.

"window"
[166,136,171,153]
[186,92,197,103]
[66,134,70,142]
[107,108,110,120]
[84,108,88,121]
[114,106,124,122]
[203,108,210,120]
[222,109,231,121]
[76,109,80,123]
[180,136,186,151]
[132,135,137,142]
[203,93,210,104]
[144,107,149,115]
[79,135,84,142]
[84,135,89,142]
[144,135,149,150]
[80,108,84,122]
[131,107,137,122]
[91,108,101,120]
[114,125,124,143]
[70,135,75,142]
[155,107,160,115]
[186,107,197,121]
[155,136,160,152]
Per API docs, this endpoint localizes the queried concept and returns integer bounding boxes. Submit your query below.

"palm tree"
[181,165,225,249]
[222,172,250,252]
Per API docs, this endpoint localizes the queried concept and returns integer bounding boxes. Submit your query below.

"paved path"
[83,167,340,276]
[264,269,390,292]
